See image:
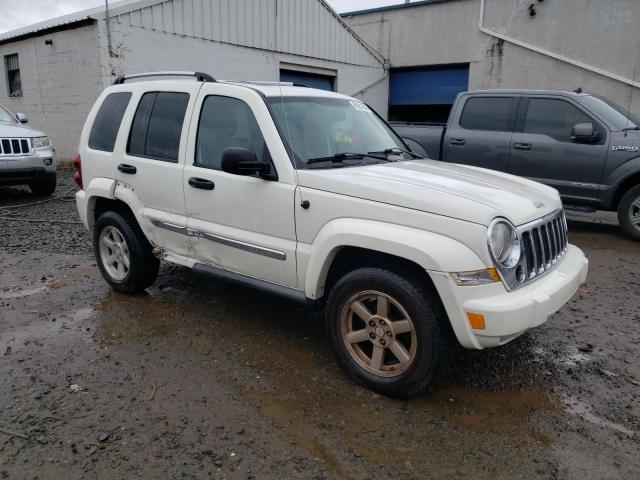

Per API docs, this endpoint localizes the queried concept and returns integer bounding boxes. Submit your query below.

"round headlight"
[488,219,521,268]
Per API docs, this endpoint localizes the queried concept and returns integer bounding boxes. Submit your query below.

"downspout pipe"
[478,0,640,89]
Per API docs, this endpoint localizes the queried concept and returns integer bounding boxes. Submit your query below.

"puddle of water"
[563,398,635,437]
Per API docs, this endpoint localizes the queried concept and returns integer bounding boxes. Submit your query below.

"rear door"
[509,96,608,201]
[115,83,202,257]
[443,95,520,172]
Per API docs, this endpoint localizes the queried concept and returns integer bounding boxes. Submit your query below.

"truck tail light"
[72,153,83,189]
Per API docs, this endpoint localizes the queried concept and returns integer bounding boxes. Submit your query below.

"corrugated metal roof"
[341,0,455,17]
[0,0,382,66]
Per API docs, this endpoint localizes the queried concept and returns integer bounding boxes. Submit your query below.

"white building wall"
[98,17,386,115]
[345,0,640,116]
[0,24,103,161]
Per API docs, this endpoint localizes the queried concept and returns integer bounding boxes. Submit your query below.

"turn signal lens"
[451,268,500,286]
[467,312,486,330]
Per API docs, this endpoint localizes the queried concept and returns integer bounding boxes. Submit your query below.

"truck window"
[195,96,268,170]
[523,98,592,142]
[127,91,189,162]
[459,97,515,132]
[88,92,132,152]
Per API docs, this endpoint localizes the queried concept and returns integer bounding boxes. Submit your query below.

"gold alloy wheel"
[340,290,417,378]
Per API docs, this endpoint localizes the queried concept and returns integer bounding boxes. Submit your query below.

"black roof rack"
[113,71,216,85]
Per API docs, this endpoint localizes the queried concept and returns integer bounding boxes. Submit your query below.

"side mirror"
[571,122,599,143]
[221,147,274,179]
[15,113,28,123]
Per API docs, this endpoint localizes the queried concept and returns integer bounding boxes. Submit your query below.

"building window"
[5,54,22,97]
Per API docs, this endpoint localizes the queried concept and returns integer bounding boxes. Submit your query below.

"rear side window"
[460,97,516,132]
[127,92,189,162]
[524,98,593,142]
[88,92,131,152]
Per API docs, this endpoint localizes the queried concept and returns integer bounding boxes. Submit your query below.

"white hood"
[297,160,562,227]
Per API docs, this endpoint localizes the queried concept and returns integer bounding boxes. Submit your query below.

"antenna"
[624,52,639,136]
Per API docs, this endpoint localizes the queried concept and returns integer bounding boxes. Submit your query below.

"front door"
[183,86,298,288]
[509,96,608,202]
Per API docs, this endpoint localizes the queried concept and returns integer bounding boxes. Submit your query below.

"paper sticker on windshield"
[350,101,372,113]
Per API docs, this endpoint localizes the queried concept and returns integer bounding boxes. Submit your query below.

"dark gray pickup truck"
[392,90,640,240]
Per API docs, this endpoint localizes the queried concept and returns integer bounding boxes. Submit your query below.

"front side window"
[268,97,406,167]
[5,54,21,97]
[579,95,638,130]
[127,91,189,162]
[0,105,15,123]
[459,97,516,132]
[196,96,268,170]
[524,98,592,142]
[89,92,132,152]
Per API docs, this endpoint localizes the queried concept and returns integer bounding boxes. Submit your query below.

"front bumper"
[0,148,56,186]
[429,244,588,349]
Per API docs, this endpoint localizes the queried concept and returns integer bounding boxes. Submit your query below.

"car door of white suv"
[116,81,202,258]
[183,84,298,288]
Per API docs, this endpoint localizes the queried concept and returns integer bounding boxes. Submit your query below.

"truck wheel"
[94,211,159,293]
[617,185,640,241]
[326,267,452,397]
[28,174,57,196]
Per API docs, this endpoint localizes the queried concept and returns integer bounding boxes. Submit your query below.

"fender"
[303,218,487,299]
[605,156,640,207]
[82,177,146,233]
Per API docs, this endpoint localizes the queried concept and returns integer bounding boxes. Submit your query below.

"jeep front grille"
[519,210,568,281]
[0,138,32,156]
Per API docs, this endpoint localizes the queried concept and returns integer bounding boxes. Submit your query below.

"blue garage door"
[389,65,469,123]
[280,70,335,91]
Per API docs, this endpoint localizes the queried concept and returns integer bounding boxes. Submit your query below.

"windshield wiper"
[306,152,391,165]
[369,147,424,159]
[622,126,639,131]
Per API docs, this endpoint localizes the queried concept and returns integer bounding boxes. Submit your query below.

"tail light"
[72,153,83,189]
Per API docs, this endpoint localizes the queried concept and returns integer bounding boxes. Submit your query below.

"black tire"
[326,267,453,398]
[28,174,57,196]
[617,185,640,241]
[93,210,159,293]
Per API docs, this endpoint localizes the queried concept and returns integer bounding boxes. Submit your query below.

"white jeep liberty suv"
[75,72,588,397]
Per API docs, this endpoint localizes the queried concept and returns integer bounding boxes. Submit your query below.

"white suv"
[75,72,588,397]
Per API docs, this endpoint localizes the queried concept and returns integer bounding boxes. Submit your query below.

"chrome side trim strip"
[150,218,188,235]
[199,231,287,261]
[149,218,287,261]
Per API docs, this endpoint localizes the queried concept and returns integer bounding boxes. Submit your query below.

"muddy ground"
[0,171,638,479]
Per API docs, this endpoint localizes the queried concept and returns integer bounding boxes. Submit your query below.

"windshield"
[0,105,16,123]
[579,95,639,130]
[268,96,409,168]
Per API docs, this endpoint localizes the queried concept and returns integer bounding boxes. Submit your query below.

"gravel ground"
[0,170,638,479]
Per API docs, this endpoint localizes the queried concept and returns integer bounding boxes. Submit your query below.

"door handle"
[118,163,137,174]
[513,142,532,151]
[188,177,215,191]
[450,138,465,146]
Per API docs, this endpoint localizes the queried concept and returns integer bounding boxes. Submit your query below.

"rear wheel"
[28,174,56,196]
[94,211,159,293]
[326,267,452,397]
[617,185,640,241]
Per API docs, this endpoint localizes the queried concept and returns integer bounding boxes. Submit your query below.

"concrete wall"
[0,24,103,161]
[345,0,640,116]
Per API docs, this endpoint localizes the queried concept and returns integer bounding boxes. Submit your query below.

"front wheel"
[28,174,56,196]
[617,185,640,241]
[94,211,159,293]
[326,267,452,397]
